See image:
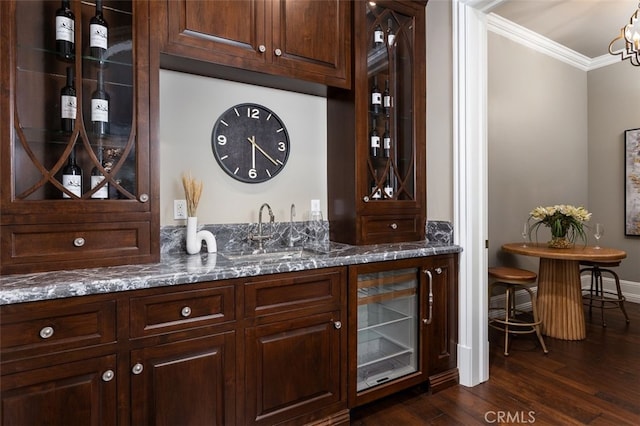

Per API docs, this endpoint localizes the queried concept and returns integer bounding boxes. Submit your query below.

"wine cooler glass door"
[356,268,419,391]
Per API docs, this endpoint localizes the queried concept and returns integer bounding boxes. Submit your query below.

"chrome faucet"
[249,203,275,250]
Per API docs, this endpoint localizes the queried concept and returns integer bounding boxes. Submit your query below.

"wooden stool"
[488,266,548,356]
[580,260,629,327]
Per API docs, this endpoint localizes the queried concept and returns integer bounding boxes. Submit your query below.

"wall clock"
[211,103,290,183]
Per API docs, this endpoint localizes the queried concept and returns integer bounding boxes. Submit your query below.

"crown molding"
[486,13,617,71]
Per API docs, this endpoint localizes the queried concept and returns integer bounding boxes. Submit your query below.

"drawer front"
[361,215,421,244]
[0,298,117,358]
[130,285,236,338]
[244,268,344,319]
[2,222,151,271]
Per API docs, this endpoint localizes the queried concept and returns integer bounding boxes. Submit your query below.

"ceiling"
[488,0,639,59]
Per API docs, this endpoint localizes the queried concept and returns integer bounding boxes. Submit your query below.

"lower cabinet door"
[1,355,117,426]
[130,331,236,426]
[245,311,344,425]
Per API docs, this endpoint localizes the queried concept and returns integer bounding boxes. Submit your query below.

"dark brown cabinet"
[156,0,351,89]
[130,332,236,426]
[0,0,158,275]
[1,268,350,425]
[242,267,349,425]
[328,0,427,245]
[347,254,458,407]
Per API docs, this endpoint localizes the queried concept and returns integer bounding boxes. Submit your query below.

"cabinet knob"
[181,306,192,318]
[274,48,282,56]
[333,321,342,329]
[363,196,370,202]
[39,326,54,339]
[389,222,398,230]
[139,193,149,203]
[73,237,85,247]
[258,44,266,53]
[102,370,115,382]
[132,363,144,375]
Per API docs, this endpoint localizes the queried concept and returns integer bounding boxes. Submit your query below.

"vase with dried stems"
[182,172,216,254]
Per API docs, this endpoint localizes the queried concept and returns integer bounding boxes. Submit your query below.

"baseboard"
[581,276,640,304]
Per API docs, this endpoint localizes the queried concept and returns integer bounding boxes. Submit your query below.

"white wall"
[588,61,640,282]
[488,32,589,273]
[159,71,328,225]
[159,2,455,227]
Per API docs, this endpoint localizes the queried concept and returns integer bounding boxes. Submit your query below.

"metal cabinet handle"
[333,321,342,329]
[181,306,192,318]
[423,269,433,325]
[39,326,54,339]
[363,196,370,202]
[102,370,115,382]
[435,267,442,274]
[139,193,149,203]
[274,48,282,56]
[390,223,398,230]
[73,237,85,247]
[132,363,144,375]
[258,44,266,53]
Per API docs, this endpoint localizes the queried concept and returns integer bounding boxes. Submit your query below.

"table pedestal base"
[537,258,585,340]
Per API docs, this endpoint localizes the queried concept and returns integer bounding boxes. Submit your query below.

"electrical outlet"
[174,200,187,220]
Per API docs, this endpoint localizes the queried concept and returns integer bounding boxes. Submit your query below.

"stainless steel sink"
[220,248,315,263]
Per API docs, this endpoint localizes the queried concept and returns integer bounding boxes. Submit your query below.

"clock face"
[211,103,290,183]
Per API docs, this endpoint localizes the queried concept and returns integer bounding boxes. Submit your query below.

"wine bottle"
[90,0,109,62]
[387,19,395,46]
[60,66,77,133]
[384,171,394,199]
[383,120,391,158]
[55,0,75,60]
[383,79,392,116]
[371,171,381,200]
[374,24,384,46]
[369,118,380,158]
[91,146,109,199]
[62,145,82,198]
[91,70,110,136]
[371,75,381,115]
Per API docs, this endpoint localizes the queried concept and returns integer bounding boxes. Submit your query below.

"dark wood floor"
[351,301,640,425]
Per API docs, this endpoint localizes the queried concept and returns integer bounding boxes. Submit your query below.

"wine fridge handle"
[423,269,433,325]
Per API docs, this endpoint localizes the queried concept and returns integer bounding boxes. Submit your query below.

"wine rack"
[1,0,158,274]
[13,0,135,201]
[366,3,416,203]
[328,0,426,245]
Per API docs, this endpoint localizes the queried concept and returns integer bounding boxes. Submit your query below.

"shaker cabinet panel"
[1,355,118,426]
[156,0,350,89]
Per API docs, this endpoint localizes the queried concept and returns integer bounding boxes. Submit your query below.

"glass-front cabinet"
[0,0,157,274]
[328,0,426,245]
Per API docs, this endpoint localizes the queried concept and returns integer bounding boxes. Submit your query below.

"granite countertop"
[0,241,462,305]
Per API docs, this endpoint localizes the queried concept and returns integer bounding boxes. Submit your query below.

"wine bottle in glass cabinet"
[328,0,427,245]
[0,0,158,274]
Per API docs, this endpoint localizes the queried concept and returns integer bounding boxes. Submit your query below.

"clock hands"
[247,136,278,166]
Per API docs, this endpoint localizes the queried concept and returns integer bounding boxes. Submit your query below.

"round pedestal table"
[501,243,627,340]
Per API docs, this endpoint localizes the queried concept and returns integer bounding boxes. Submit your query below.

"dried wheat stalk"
[181,172,203,217]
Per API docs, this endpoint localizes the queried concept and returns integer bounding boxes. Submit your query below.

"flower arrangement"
[529,204,591,248]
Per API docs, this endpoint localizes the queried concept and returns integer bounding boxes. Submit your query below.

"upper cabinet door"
[271,0,351,87]
[162,0,268,66]
[157,0,351,89]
